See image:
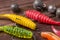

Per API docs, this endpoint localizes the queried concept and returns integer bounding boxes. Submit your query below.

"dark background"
[0,0,60,40]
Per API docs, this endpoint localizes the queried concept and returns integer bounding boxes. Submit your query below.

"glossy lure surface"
[25,10,60,25]
[51,26,60,37]
[41,32,60,40]
[0,14,36,30]
[0,25,33,38]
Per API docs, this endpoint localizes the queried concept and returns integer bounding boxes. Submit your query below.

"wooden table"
[0,0,60,40]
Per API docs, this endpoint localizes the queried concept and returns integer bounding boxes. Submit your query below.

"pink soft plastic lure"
[51,26,60,37]
[25,10,60,25]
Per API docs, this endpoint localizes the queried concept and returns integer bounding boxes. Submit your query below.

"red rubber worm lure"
[25,10,60,25]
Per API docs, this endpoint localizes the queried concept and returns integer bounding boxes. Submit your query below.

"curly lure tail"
[0,14,36,30]
[51,26,60,37]
[25,10,60,26]
[0,25,33,38]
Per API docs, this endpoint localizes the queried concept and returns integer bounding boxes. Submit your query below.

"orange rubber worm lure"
[41,32,60,40]
[25,10,60,26]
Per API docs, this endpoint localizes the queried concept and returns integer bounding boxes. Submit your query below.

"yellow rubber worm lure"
[0,14,36,30]
[0,25,33,38]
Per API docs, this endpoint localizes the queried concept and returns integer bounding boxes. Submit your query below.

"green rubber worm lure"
[0,25,33,38]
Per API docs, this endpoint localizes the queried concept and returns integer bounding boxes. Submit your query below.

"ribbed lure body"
[0,14,36,30]
[0,25,33,38]
[25,10,60,25]
[41,32,60,40]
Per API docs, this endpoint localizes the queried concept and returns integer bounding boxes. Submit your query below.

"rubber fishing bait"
[41,32,60,40]
[25,10,60,25]
[0,14,36,30]
[0,25,33,38]
[51,26,60,37]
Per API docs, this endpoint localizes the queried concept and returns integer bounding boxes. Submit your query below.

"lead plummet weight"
[33,0,47,11]
[48,5,56,14]
[47,5,57,17]
[11,4,20,13]
[56,8,60,18]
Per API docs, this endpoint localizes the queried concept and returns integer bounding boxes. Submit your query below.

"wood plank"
[0,0,60,40]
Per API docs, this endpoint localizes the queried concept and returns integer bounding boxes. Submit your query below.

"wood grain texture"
[0,0,60,40]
